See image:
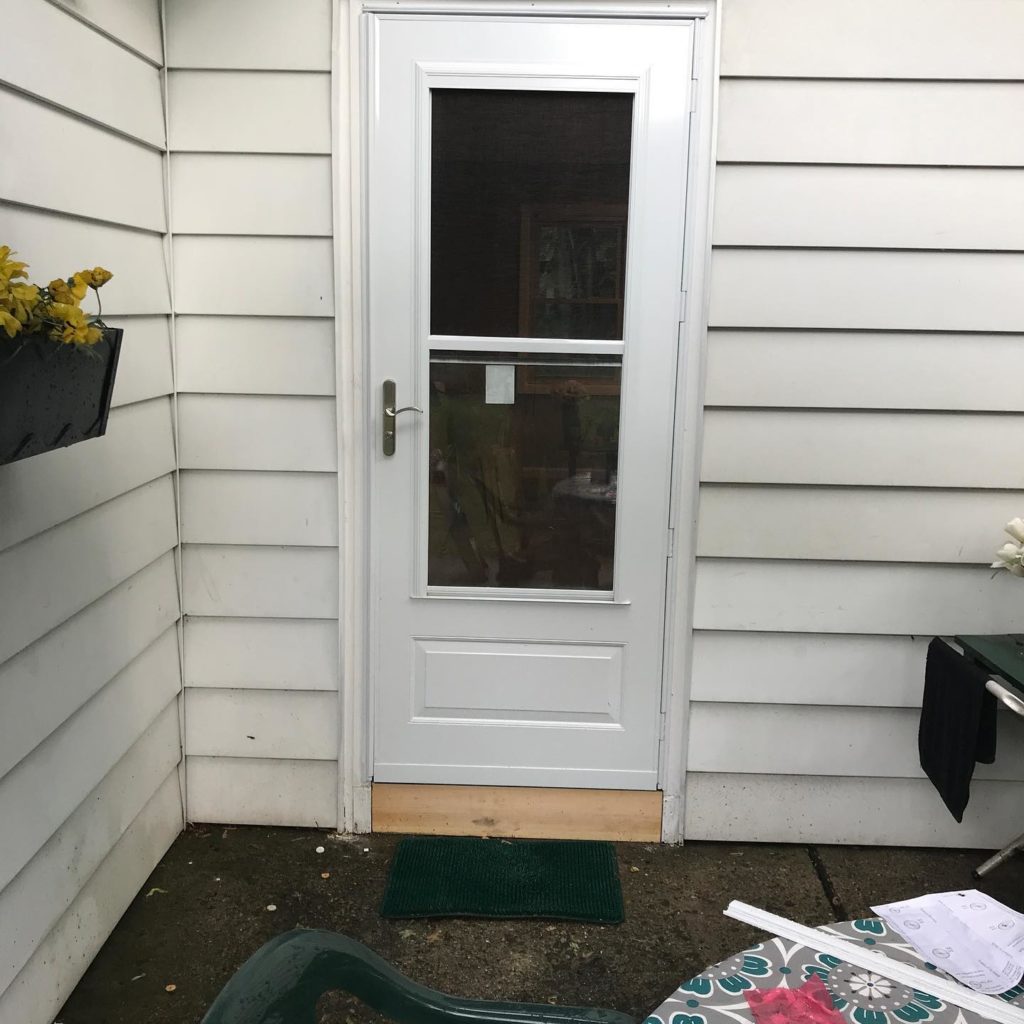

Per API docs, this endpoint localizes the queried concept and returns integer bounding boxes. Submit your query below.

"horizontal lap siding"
[710,250,1024,332]
[705,332,1024,413]
[0,771,182,1024]
[0,0,163,145]
[186,757,338,828]
[180,471,338,546]
[167,0,339,829]
[718,80,1024,167]
[185,618,339,691]
[701,411,1024,488]
[698,487,1024,563]
[714,166,1024,251]
[685,775,1024,848]
[0,6,181,1019]
[175,317,335,395]
[719,0,1024,79]
[0,707,179,998]
[688,704,1024,781]
[690,0,1024,846]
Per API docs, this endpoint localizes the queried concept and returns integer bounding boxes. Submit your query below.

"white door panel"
[367,14,693,788]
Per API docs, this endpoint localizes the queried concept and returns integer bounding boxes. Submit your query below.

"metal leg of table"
[973,831,1024,879]
[971,672,1024,878]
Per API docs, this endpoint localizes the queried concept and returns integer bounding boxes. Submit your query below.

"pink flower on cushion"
[745,975,844,1024]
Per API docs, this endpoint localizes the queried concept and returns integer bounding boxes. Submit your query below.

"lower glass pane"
[428,352,621,591]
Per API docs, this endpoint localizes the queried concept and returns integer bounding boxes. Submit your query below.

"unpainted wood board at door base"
[371,784,662,842]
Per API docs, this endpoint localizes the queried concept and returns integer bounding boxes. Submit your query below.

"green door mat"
[380,836,624,923]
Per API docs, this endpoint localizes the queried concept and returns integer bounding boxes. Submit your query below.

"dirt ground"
[55,828,1024,1024]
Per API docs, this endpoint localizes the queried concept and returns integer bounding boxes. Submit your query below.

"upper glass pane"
[430,89,634,340]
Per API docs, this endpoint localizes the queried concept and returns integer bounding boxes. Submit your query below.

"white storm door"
[367,13,694,789]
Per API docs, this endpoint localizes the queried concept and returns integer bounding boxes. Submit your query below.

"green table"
[955,634,1024,694]
[950,635,1024,877]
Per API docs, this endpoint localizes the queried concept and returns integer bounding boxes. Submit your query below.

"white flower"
[992,541,1024,576]
[1005,518,1024,544]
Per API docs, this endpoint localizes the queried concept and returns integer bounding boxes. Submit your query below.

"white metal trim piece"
[420,588,627,605]
[658,6,720,843]
[363,1,713,17]
[333,0,373,833]
[429,335,625,356]
[157,0,189,828]
[419,61,644,87]
[725,901,1024,1024]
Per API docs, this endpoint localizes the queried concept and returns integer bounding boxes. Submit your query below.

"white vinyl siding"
[166,0,339,829]
[714,166,1024,251]
[167,71,332,153]
[687,0,1024,847]
[718,0,1024,80]
[717,80,1024,167]
[0,4,181,1021]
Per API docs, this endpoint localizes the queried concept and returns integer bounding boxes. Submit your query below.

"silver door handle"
[382,379,422,456]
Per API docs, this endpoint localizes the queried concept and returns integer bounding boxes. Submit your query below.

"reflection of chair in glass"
[478,445,535,585]
[466,390,615,590]
[429,446,489,585]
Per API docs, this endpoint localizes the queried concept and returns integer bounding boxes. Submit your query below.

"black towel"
[919,638,998,822]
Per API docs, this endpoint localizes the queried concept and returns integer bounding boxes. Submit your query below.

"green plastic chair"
[201,929,638,1024]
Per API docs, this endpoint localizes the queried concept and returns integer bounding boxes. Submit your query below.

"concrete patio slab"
[54,828,1024,1024]
[814,843,1024,920]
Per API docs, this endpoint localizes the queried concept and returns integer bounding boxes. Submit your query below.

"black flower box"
[0,327,123,466]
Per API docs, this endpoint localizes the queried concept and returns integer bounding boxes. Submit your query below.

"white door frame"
[331,0,720,841]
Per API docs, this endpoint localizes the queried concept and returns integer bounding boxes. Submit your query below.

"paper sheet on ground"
[872,890,1024,995]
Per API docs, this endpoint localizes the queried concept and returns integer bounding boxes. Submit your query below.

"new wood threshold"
[371,783,662,842]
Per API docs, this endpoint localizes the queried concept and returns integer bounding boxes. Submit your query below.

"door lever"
[382,379,422,456]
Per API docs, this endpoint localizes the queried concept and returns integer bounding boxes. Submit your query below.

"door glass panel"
[428,352,621,590]
[430,90,633,340]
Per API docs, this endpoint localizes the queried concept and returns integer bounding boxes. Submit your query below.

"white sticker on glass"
[485,364,515,405]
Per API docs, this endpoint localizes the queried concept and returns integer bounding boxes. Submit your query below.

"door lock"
[382,379,422,456]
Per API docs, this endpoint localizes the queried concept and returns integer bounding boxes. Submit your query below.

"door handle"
[382,379,422,456]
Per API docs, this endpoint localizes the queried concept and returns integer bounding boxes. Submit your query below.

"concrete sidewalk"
[56,827,1024,1024]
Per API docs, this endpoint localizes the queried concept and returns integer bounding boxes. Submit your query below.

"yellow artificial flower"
[46,301,72,319]
[59,321,103,345]
[0,246,28,285]
[6,282,39,323]
[0,246,112,347]
[78,266,113,288]
[44,302,102,345]
[48,278,76,305]
[0,309,21,338]
[45,302,85,326]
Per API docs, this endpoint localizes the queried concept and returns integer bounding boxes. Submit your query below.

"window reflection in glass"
[428,352,621,590]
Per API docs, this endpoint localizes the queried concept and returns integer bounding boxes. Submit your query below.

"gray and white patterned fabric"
[647,919,1024,1024]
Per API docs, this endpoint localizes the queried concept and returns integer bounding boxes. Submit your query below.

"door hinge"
[678,289,687,323]
[666,525,676,559]
[690,77,699,113]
